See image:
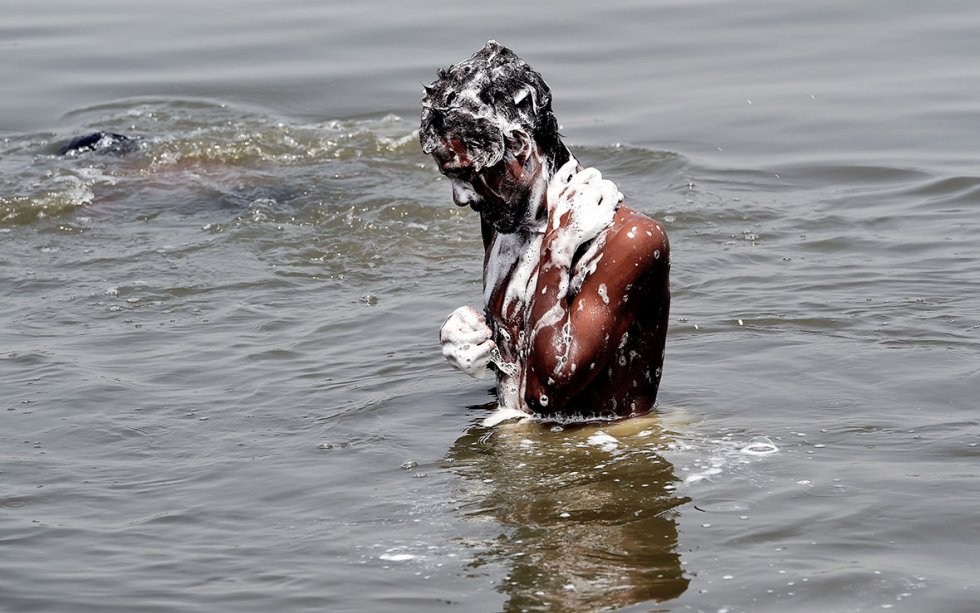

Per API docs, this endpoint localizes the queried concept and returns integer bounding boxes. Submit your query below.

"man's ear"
[504,130,533,165]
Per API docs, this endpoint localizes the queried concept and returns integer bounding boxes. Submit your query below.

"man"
[422,41,670,420]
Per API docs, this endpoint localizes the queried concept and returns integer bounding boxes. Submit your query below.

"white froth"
[483,230,541,317]
[481,406,531,427]
[440,305,493,379]
[483,155,622,413]
[379,553,417,562]
[597,283,609,305]
[586,431,619,452]
[740,436,779,456]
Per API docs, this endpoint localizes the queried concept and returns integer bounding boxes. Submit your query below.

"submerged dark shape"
[57,131,141,156]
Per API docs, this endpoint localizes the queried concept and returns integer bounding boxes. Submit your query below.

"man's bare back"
[423,42,670,420]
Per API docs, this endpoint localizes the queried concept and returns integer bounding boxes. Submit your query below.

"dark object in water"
[57,131,141,156]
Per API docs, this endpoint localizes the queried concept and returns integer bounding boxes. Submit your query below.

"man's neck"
[516,149,558,234]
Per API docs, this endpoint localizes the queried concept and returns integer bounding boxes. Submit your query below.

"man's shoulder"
[578,205,669,291]
[606,205,669,258]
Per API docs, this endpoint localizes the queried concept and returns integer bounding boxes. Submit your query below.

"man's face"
[433,138,534,234]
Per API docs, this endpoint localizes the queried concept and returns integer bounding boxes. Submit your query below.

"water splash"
[740,436,779,456]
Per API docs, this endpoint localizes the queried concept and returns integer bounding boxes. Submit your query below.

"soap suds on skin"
[597,283,609,305]
[440,305,494,380]
[484,156,622,412]
[425,42,648,418]
[420,41,552,175]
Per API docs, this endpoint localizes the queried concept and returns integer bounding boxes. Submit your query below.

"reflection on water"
[447,408,690,611]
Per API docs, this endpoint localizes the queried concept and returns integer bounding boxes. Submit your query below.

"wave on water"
[0,98,427,228]
[474,404,783,484]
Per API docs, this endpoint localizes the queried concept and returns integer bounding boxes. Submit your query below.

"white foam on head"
[420,41,550,171]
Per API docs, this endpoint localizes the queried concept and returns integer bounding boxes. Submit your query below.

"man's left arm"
[523,209,668,411]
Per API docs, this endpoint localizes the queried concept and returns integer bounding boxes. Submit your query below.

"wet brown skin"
[485,205,670,419]
[435,136,670,419]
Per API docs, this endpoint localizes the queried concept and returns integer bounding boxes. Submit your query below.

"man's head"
[420,41,568,172]
[420,42,570,232]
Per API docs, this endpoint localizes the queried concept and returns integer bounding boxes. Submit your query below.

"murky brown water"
[2,1,979,611]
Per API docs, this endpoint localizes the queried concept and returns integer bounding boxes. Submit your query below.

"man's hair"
[419,41,569,172]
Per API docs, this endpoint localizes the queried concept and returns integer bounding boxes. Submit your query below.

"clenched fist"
[439,305,495,379]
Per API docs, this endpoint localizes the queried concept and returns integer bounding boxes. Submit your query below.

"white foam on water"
[378,552,417,562]
[666,430,781,486]
[586,431,620,453]
[740,436,779,456]
[481,406,531,427]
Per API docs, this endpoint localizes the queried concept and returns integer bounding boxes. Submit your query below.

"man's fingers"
[447,305,486,332]
[474,338,495,355]
[441,326,491,345]
[555,160,578,185]
[455,305,485,328]
[595,179,622,207]
[441,306,490,342]
[442,334,494,379]
[568,167,602,189]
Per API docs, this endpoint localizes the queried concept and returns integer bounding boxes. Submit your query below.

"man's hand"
[439,306,495,379]
[545,161,622,266]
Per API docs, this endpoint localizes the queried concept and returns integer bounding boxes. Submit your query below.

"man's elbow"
[523,360,582,412]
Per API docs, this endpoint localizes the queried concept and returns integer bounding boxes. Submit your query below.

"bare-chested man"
[422,41,670,420]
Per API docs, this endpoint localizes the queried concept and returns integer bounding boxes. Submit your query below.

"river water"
[2,1,978,611]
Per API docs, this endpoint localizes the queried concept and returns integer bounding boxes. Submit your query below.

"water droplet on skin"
[597,283,609,304]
